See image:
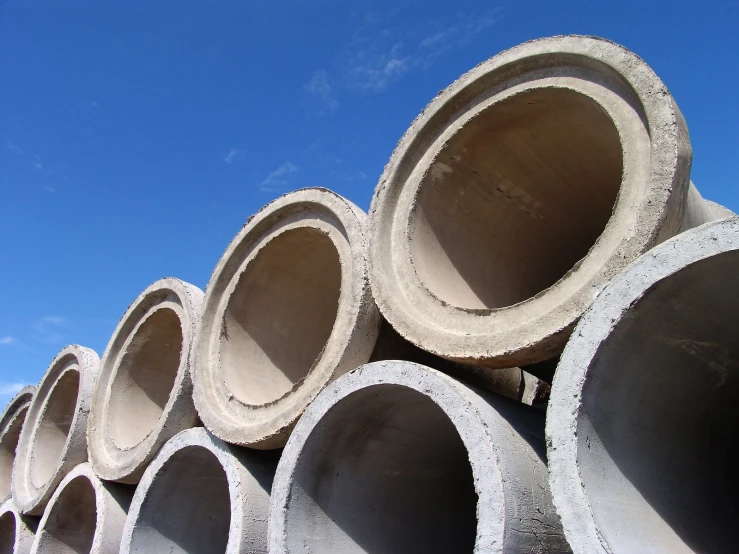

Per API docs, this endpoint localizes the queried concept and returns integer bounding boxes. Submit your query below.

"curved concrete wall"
[0,499,36,554]
[269,360,570,553]
[547,217,739,553]
[29,463,132,554]
[120,428,277,554]
[193,188,381,448]
[88,278,204,483]
[0,387,35,504]
[12,345,99,516]
[368,34,731,371]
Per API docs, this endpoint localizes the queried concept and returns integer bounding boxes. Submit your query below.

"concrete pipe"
[193,188,381,449]
[88,278,204,483]
[368,34,732,370]
[12,345,98,516]
[0,499,37,554]
[547,217,739,554]
[120,428,277,554]
[0,387,35,504]
[29,463,132,554]
[269,360,570,554]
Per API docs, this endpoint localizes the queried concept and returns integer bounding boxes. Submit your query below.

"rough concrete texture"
[547,217,739,554]
[12,345,99,516]
[120,427,277,554]
[0,387,35,505]
[269,360,570,554]
[0,499,37,554]
[88,277,204,484]
[192,188,381,449]
[368,34,733,371]
[29,463,132,554]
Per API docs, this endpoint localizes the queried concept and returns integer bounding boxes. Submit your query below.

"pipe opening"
[578,250,739,553]
[221,227,342,405]
[286,384,478,553]
[36,475,97,554]
[0,407,28,499]
[0,511,15,554]
[409,87,622,310]
[109,307,184,449]
[30,371,79,489]
[129,445,231,554]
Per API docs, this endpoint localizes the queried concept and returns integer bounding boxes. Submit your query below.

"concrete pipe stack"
[0,35,735,554]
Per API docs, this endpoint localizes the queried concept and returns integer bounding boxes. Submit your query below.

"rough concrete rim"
[546,216,739,554]
[192,187,381,448]
[368,34,692,368]
[0,498,36,554]
[11,345,99,515]
[0,386,35,505]
[88,277,204,483]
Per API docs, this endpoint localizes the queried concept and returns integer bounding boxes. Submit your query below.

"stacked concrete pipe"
[120,428,277,554]
[547,217,739,554]
[88,278,204,483]
[269,360,570,554]
[12,345,99,516]
[29,463,132,554]
[0,387,35,505]
[0,499,36,554]
[368,34,732,373]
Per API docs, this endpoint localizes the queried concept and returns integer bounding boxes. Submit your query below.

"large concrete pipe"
[546,217,739,554]
[0,499,36,554]
[368,35,732,370]
[269,360,570,553]
[88,278,204,483]
[0,387,35,504]
[120,428,277,554]
[28,463,132,554]
[193,188,381,449]
[12,345,98,516]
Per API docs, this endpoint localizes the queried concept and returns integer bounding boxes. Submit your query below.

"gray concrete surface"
[269,360,570,553]
[12,345,99,516]
[368,34,732,372]
[0,499,37,554]
[0,387,35,505]
[88,278,204,484]
[192,188,382,449]
[29,463,132,554]
[547,217,739,554]
[120,428,277,554]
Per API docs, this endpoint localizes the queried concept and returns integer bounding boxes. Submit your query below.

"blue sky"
[1,0,738,405]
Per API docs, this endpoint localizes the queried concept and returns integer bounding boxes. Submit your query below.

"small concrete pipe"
[88,277,204,483]
[12,345,99,516]
[120,428,277,554]
[269,360,570,554]
[369,34,732,370]
[0,499,37,554]
[193,188,381,449]
[547,217,739,554]
[29,463,132,554]
[0,387,35,504]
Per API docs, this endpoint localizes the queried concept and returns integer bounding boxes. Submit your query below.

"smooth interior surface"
[109,307,184,450]
[129,446,231,554]
[0,512,15,554]
[220,227,342,405]
[578,251,739,553]
[36,476,97,554]
[287,385,478,553]
[409,87,622,310]
[0,407,28,499]
[30,371,80,489]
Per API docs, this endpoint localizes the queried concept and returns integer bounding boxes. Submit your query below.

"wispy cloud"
[33,155,44,172]
[91,100,99,108]
[0,336,17,346]
[0,382,27,397]
[43,186,57,194]
[33,316,69,344]
[223,148,244,164]
[6,140,23,155]
[304,70,339,114]
[257,162,298,193]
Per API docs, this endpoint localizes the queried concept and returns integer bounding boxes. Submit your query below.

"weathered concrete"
[269,360,570,553]
[29,463,132,554]
[193,188,381,449]
[12,345,99,516]
[547,217,739,554]
[120,428,277,554]
[0,499,37,554]
[368,35,732,370]
[88,278,204,483]
[0,387,35,504]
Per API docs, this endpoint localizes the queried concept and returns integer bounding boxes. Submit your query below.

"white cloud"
[345,40,410,92]
[257,162,298,193]
[223,148,244,164]
[6,140,23,155]
[304,70,339,114]
[0,336,17,346]
[34,316,68,344]
[33,155,43,172]
[0,382,27,396]
[43,186,57,193]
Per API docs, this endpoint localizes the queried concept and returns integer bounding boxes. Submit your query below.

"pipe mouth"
[409,87,622,310]
[34,475,97,553]
[0,406,28,500]
[0,511,15,554]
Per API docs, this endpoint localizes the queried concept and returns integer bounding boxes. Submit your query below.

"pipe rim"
[0,498,35,554]
[0,386,35,504]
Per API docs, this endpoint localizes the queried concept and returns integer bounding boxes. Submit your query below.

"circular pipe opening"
[35,475,97,553]
[108,307,184,450]
[221,227,342,405]
[0,511,15,554]
[128,445,231,553]
[286,384,477,553]
[0,407,28,499]
[409,87,622,310]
